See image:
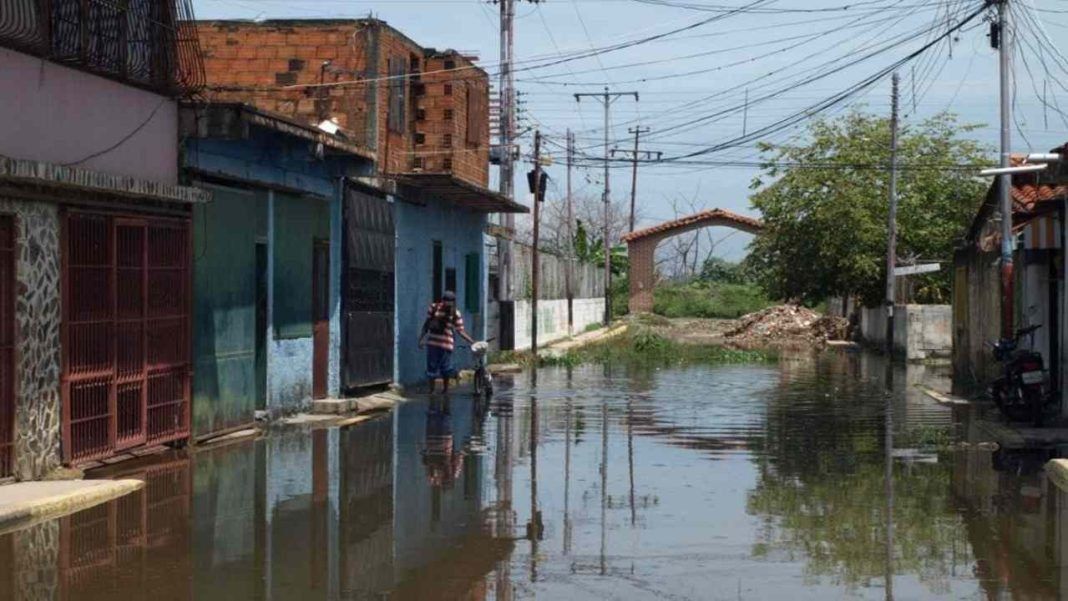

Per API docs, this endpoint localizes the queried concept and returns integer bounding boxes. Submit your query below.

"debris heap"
[725,305,848,347]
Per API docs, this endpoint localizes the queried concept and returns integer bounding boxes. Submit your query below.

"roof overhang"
[396,173,529,214]
[179,102,376,161]
[0,156,210,204]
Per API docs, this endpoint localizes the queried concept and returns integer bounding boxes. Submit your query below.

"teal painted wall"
[272,192,331,339]
[192,185,265,437]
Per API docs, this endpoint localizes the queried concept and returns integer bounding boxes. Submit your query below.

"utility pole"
[565,129,575,334]
[611,127,661,233]
[574,88,639,324]
[885,73,900,358]
[996,0,1015,340]
[494,0,540,347]
[531,130,543,355]
[496,0,516,312]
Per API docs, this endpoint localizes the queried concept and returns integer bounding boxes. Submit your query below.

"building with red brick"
[195,18,491,186]
[194,18,525,388]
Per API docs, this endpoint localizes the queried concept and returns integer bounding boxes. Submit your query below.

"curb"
[0,479,144,535]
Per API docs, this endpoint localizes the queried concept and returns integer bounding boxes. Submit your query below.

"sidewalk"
[0,479,143,535]
[539,322,628,358]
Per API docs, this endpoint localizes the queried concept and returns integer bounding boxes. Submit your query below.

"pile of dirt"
[725,305,848,347]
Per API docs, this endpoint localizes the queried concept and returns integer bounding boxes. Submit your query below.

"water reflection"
[7,352,1068,599]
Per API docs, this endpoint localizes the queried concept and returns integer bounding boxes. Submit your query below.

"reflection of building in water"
[0,400,509,600]
[72,461,191,598]
[952,447,1068,599]
[340,415,394,598]
[10,455,195,601]
[394,397,510,599]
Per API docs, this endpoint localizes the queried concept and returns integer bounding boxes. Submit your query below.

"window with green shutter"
[465,253,480,314]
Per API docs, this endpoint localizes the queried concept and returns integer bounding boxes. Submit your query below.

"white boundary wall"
[514,298,603,350]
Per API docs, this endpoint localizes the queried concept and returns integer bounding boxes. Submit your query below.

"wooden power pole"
[612,127,661,233]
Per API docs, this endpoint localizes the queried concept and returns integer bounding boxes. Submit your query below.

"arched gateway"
[621,208,763,313]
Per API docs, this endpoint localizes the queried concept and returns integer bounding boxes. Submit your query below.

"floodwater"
[1,350,1065,600]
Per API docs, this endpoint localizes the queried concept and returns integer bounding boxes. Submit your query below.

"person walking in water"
[419,290,475,393]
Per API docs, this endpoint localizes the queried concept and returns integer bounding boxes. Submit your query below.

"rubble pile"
[725,305,848,347]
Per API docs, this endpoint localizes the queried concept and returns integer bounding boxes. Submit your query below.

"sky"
[193,0,1068,261]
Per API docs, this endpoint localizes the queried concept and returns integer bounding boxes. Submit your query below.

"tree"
[699,257,746,285]
[746,112,989,306]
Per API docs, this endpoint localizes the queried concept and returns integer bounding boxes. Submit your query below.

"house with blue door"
[179,102,374,437]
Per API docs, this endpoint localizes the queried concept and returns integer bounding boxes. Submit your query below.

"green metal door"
[192,186,259,438]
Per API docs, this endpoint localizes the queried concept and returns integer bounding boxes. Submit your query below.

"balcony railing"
[0,0,204,95]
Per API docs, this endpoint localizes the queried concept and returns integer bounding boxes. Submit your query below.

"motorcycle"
[989,324,1054,426]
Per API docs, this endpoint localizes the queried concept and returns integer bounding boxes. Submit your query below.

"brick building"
[195,19,490,186]
[196,18,525,388]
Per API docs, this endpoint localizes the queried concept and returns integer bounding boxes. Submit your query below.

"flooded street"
[2,350,1065,600]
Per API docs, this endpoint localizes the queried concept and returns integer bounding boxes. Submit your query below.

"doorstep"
[310,391,404,415]
[0,479,143,535]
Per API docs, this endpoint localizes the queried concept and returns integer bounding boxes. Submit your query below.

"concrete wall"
[0,47,177,183]
[860,304,952,362]
[394,200,486,386]
[513,298,603,351]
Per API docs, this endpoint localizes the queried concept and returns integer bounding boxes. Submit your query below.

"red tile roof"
[621,208,763,243]
[1007,149,1068,213]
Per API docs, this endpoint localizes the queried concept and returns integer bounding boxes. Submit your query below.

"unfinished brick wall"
[416,52,490,185]
[195,19,489,185]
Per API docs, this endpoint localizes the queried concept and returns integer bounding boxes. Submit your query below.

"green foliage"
[611,275,630,317]
[583,321,604,333]
[698,257,749,285]
[574,219,628,276]
[653,281,771,319]
[746,111,990,306]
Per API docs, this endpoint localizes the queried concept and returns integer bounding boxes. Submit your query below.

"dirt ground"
[636,305,850,350]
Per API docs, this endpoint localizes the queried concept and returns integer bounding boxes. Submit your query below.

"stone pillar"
[0,198,62,480]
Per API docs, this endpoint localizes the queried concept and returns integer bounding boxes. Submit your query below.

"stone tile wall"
[0,198,61,480]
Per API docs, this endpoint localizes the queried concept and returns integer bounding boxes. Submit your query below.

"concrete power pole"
[885,73,900,358]
[497,0,516,310]
[997,0,1015,339]
[565,129,574,333]
[612,127,661,233]
[494,0,540,345]
[574,88,638,325]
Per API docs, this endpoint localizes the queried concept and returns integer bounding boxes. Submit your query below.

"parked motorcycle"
[989,324,1054,426]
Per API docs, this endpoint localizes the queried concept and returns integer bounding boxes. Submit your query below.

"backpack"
[428,304,452,335]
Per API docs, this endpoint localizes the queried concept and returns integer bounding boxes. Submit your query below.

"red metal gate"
[62,212,191,464]
[0,216,14,479]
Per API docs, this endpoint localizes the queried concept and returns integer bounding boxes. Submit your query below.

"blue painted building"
[388,175,526,387]
[180,103,373,435]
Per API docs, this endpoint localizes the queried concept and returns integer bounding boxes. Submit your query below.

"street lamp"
[978,152,1061,177]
